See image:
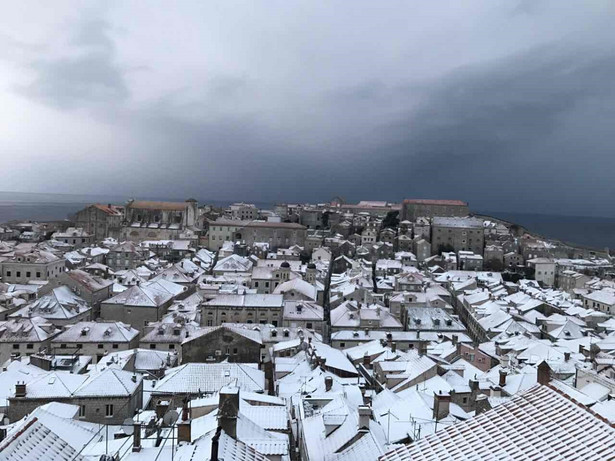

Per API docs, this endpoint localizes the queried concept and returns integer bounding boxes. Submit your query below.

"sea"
[1,191,614,251]
[481,211,615,251]
[0,191,269,224]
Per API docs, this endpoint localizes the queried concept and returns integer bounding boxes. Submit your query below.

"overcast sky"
[1,1,614,215]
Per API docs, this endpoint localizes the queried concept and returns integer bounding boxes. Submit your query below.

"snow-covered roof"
[153,363,265,395]
[380,384,615,461]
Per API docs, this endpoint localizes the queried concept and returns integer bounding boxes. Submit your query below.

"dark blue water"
[0,191,272,224]
[482,211,615,251]
[2,192,613,250]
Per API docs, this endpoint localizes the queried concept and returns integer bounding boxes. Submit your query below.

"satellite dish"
[122,418,135,436]
[163,410,179,427]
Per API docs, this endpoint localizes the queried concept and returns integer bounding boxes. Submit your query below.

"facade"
[431,217,484,255]
[582,289,615,314]
[0,317,62,364]
[50,321,140,362]
[73,204,123,241]
[51,228,94,248]
[122,199,199,242]
[201,294,284,327]
[282,301,324,333]
[557,270,590,292]
[229,203,259,221]
[105,241,146,270]
[1,250,65,284]
[206,219,307,251]
[10,286,92,327]
[181,325,263,364]
[100,284,175,329]
[402,199,469,221]
[40,269,113,318]
[7,368,143,424]
[527,258,556,286]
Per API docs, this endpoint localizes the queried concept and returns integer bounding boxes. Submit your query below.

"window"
[60,344,67,349]
[105,404,114,417]
[206,319,213,326]
[306,322,313,329]
[150,344,157,349]
[98,344,104,349]
[26,344,33,350]
[169,344,175,350]
[6,271,10,277]
[16,271,21,278]
[233,348,238,354]
[13,344,19,350]
[340,342,346,348]
[112,344,119,349]
[79,405,86,418]
[36,272,41,278]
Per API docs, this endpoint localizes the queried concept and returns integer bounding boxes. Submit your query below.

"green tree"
[382,210,400,229]
[437,243,455,255]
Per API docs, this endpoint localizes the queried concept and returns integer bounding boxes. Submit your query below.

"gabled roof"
[0,403,101,461]
[11,287,91,321]
[380,384,615,461]
[52,321,138,343]
[102,284,173,307]
[153,363,265,394]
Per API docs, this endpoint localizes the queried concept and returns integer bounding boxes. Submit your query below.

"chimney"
[358,405,371,431]
[537,361,551,385]
[363,352,370,368]
[211,426,222,461]
[469,378,479,401]
[418,342,428,357]
[218,386,240,439]
[433,391,451,421]
[325,376,333,392]
[498,369,507,387]
[451,335,458,346]
[490,386,502,398]
[386,332,393,347]
[15,382,26,398]
[177,398,192,443]
[155,400,170,419]
[475,394,492,415]
[132,423,141,452]
[564,351,571,362]
[391,342,397,353]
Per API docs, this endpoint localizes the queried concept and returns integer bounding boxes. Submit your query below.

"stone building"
[402,199,469,221]
[484,245,504,267]
[73,204,124,241]
[229,202,259,221]
[50,321,139,362]
[51,228,94,249]
[181,325,263,364]
[431,217,484,255]
[101,283,175,329]
[39,269,113,318]
[122,199,199,242]
[7,368,143,424]
[9,286,92,327]
[206,219,307,251]
[0,317,62,364]
[1,250,65,284]
[201,294,284,327]
[282,301,324,333]
[105,241,146,271]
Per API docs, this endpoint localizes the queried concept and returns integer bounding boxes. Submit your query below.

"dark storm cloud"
[18,19,128,109]
[333,44,615,213]
[4,1,615,215]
